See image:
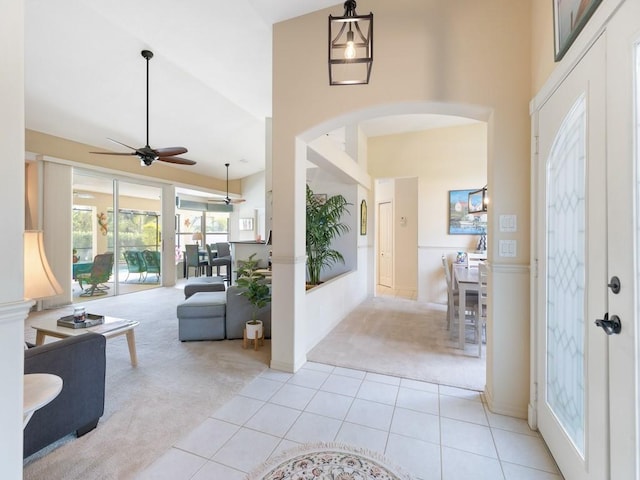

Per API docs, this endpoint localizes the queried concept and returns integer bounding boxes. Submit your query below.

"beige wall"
[273,0,533,416]
[274,0,532,265]
[369,123,488,302]
[25,130,241,195]
[531,0,556,95]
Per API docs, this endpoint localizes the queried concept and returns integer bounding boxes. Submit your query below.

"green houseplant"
[306,184,351,286]
[236,253,271,337]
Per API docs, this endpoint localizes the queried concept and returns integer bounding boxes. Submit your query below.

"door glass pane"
[117,181,163,290]
[72,172,114,301]
[546,95,586,455]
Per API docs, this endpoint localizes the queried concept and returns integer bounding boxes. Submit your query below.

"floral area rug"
[246,442,415,480]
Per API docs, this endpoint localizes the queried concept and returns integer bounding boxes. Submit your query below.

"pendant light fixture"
[328,0,373,85]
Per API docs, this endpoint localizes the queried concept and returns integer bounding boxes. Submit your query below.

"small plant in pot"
[306,184,351,287]
[236,253,271,341]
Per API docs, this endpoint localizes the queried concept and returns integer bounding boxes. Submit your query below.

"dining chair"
[475,262,488,357]
[210,242,232,283]
[185,244,206,278]
[441,255,457,330]
[442,255,479,343]
[466,252,486,268]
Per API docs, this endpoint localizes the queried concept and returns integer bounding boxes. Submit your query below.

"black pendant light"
[328,0,373,85]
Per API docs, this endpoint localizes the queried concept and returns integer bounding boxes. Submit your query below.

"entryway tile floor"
[135,362,563,480]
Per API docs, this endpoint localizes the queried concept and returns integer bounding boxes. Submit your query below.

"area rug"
[246,442,415,480]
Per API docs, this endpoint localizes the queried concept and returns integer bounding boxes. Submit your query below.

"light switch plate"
[499,240,517,257]
[499,214,517,232]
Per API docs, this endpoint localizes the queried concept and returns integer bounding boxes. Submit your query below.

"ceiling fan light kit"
[90,50,196,167]
[207,163,246,205]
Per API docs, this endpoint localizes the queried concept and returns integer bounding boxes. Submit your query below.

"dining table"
[453,264,480,350]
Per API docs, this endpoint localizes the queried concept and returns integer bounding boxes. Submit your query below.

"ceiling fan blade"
[155,146,188,157]
[89,151,137,156]
[230,199,246,204]
[107,137,138,151]
[157,156,197,166]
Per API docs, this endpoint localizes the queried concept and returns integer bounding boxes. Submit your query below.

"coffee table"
[31,316,140,366]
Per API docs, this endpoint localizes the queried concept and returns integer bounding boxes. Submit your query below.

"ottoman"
[177,291,226,341]
[184,276,225,299]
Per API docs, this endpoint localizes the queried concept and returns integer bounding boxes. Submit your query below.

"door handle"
[595,313,622,335]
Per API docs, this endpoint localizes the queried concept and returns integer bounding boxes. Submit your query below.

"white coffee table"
[31,316,140,366]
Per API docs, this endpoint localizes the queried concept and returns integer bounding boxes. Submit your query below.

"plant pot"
[245,320,263,340]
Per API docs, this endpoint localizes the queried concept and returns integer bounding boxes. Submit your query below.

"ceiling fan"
[208,163,246,205]
[90,50,196,167]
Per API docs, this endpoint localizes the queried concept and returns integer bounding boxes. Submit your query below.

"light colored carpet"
[307,295,486,391]
[23,285,270,480]
[22,288,484,478]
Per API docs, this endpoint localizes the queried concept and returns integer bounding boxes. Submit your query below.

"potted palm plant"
[306,184,351,287]
[236,253,271,340]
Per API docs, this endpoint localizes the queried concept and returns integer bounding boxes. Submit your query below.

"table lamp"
[24,230,63,302]
[192,232,203,247]
[23,230,64,428]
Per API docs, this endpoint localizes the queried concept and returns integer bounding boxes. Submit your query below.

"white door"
[535,35,608,479]
[378,202,393,287]
[605,3,640,477]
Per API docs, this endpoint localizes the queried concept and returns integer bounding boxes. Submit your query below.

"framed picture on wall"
[553,0,603,61]
[449,189,486,235]
[239,218,254,231]
[360,200,367,235]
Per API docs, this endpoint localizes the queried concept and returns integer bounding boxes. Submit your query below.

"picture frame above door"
[554,0,603,61]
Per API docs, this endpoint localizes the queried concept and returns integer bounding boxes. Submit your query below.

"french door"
[535,3,640,478]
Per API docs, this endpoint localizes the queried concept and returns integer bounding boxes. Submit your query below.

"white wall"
[369,124,488,303]
[0,0,29,476]
[393,177,419,291]
[236,170,267,242]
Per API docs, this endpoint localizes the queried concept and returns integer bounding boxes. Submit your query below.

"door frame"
[530,0,639,477]
[376,199,393,288]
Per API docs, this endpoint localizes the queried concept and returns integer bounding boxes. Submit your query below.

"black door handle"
[608,276,621,294]
[595,313,622,335]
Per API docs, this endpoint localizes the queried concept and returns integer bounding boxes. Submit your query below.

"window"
[72,206,95,262]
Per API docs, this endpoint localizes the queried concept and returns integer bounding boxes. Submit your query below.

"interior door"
[535,35,608,479]
[378,201,393,287]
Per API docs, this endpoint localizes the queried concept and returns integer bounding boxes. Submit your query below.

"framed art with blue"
[449,189,487,235]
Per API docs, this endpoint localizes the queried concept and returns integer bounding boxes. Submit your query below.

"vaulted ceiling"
[25,0,473,182]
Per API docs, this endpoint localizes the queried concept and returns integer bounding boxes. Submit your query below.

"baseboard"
[484,385,528,419]
[270,355,307,373]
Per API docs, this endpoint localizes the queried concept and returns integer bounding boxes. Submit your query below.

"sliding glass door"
[72,171,163,302]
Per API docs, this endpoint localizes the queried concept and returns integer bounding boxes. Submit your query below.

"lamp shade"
[192,232,203,242]
[24,230,63,300]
